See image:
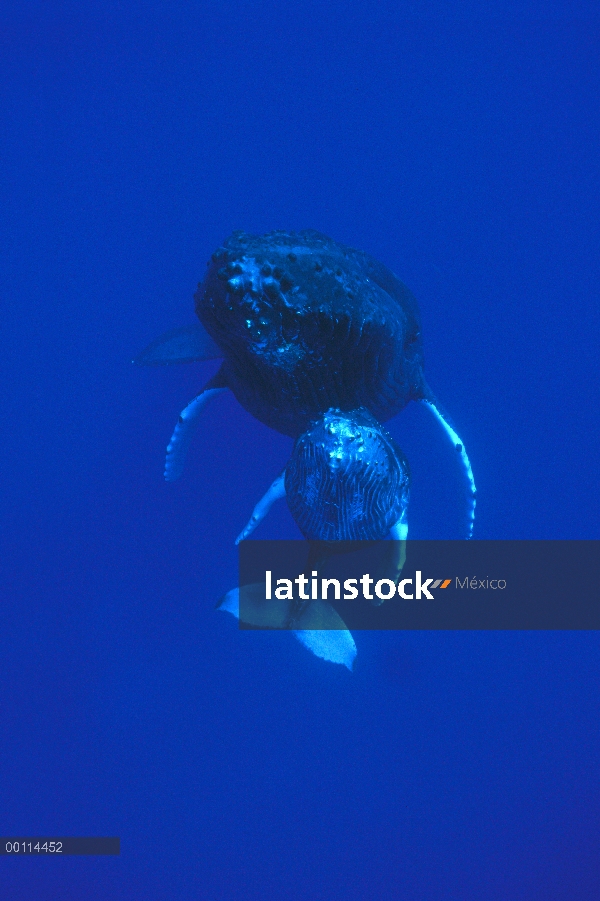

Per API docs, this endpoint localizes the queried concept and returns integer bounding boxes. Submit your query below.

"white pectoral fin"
[235,472,286,544]
[389,519,408,541]
[389,514,408,582]
[165,386,228,481]
[420,397,477,539]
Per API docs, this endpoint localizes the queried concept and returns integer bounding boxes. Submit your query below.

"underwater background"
[1,2,599,899]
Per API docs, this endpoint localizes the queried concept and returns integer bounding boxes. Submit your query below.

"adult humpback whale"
[135,230,476,669]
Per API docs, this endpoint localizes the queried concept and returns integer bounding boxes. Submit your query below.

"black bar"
[238,540,600,630]
[0,838,120,855]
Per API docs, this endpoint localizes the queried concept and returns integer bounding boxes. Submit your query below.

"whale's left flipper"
[165,379,228,481]
[420,397,476,539]
[388,510,408,583]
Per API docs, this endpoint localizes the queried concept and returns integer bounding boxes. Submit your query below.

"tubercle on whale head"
[196,251,300,356]
[194,229,409,351]
[193,231,428,440]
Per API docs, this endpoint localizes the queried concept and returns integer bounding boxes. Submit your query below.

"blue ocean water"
[1,3,599,898]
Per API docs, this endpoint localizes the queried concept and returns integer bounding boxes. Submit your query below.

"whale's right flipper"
[165,372,229,481]
[133,323,222,365]
[235,473,286,544]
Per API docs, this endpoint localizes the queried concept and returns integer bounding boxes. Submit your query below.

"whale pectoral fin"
[133,323,222,365]
[419,395,477,539]
[235,473,286,544]
[388,515,408,585]
[165,383,228,481]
